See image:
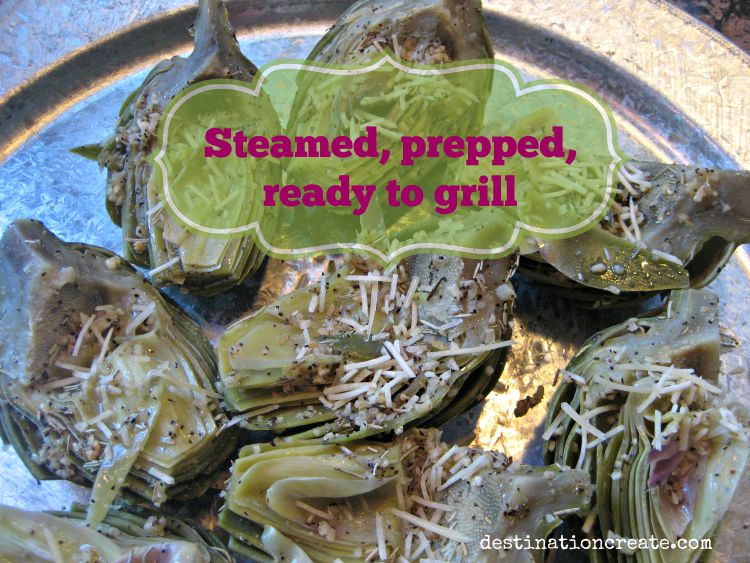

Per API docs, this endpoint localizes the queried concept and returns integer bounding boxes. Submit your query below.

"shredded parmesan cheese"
[147,256,180,277]
[125,302,156,336]
[427,340,514,359]
[72,314,96,357]
[390,508,471,543]
[375,512,387,560]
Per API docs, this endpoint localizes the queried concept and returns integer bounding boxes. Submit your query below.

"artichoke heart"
[219,255,515,442]
[0,220,236,526]
[77,0,271,295]
[0,503,231,563]
[520,162,750,307]
[220,427,592,562]
[544,289,750,562]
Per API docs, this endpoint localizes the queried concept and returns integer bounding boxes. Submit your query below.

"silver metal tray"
[1,1,749,560]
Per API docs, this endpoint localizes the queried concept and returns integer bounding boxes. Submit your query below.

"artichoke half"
[218,255,515,443]
[220,427,592,562]
[306,0,492,66]
[0,503,231,563]
[286,0,494,244]
[519,162,750,307]
[543,289,750,562]
[75,0,268,295]
[0,220,236,526]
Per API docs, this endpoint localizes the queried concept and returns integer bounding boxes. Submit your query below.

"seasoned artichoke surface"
[91,0,265,294]
[307,0,492,66]
[221,428,591,562]
[284,0,495,245]
[219,255,515,442]
[0,503,231,563]
[544,289,750,562]
[601,162,750,288]
[0,220,231,526]
[523,161,750,306]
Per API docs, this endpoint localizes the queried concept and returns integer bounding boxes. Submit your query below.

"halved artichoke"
[0,503,231,562]
[289,0,494,240]
[220,427,592,562]
[306,0,492,66]
[519,162,750,307]
[218,255,515,442]
[0,220,236,526]
[544,289,750,561]
[74,0,268,295]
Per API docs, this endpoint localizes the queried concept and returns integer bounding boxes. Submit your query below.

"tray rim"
[2,0,750,165]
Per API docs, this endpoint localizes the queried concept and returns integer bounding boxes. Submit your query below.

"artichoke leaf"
[435,464,592,562]
[69,143,104,161]
[634,162,750,287]
[266,476,398,526]
[536,226,690,293]
[88,385,161,526]
[520,161,750,305]
[261,526,314,563]
[0,503,231,563]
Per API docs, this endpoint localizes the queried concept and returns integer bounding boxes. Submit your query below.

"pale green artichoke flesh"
[307,0,493,66]
[281,0,495,245]
[520,162,750,307]
[76,0,270,295]
[0,503,231,563]
[218,255,515,443]
[0,220,235,526]
[220,428,592,563]
[544,289,749,562]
